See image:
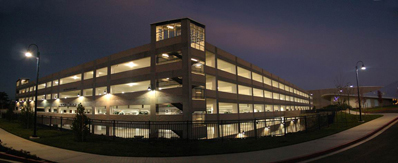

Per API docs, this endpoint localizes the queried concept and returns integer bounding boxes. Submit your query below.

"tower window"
[190,23,205,51]
[156,23,181,41]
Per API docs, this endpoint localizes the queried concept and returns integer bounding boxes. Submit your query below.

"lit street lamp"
[25,44,40,139]
[355,61,366,122]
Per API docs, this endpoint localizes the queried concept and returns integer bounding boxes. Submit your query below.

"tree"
[19,105,34,129]
[377,90,383,107]
[5,104,15,121]
[71,103,90,142]
[0,92,10,110]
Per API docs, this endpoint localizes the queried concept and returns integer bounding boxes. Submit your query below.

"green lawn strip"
[0,114,382,157]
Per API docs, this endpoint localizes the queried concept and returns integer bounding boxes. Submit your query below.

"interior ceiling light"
[126,62,137,67]
[127,83,137,86]
[162,53,169,58]
[166,25,174,29]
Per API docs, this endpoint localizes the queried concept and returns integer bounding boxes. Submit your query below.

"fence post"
[88,119,91,134]
[186,120,190,140]
[91,119,94,134]
[284,117,287,136]
[253,119,258,139]
[327,114,330,127]
[148,121,151,139]
[60,117,63,130]
[304,116,307,132]
[113,120,116,140]
[318,114,321,130]
[42,115,44,124]
[217,120,220,139]
[49,116,52,128]
[221,120,224,142]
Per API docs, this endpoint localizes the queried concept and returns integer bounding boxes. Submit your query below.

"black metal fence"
[34,112,333,140]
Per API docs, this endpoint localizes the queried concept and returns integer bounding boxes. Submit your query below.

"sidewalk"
[1,113,397,163]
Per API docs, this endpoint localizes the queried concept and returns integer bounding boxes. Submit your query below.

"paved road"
[312,122,398,163]
[0,158,21,163]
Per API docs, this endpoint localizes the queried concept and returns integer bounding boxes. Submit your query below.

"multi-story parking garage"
[15,18,312,139]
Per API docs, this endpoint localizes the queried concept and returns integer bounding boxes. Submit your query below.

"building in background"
[309,81,398,109]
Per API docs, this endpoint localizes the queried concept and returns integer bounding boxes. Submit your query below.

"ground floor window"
[158,129,180,139]
[36,107,45,112]
[95,106,107,115]
[58,107,76,114]
[84,107,92,114]
[156,103,182,115]
[110,105,150,115]
[220,123,238,136]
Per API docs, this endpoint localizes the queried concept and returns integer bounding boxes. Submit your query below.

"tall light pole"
[355,61,366,122]
[309,93,313,110]
[25,44,40,139]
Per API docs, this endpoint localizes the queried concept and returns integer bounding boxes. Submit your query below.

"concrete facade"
[15,18,311,122]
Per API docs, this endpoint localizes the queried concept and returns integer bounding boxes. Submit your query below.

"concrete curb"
[275,117,398,163]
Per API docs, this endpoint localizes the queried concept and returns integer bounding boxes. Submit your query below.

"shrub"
[5,106,15,121]
[318,104,352,112]
[71,103,90,142]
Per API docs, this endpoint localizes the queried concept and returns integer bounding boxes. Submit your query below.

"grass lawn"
[0,113,382,157]
[353,105,398,113]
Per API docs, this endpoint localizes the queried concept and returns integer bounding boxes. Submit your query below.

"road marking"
[0,158,22,163]
[301,119,398,163]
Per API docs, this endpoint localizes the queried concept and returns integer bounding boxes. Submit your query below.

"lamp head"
[361,65,366,70]
[350,85,354,88]
[25,52,33,57]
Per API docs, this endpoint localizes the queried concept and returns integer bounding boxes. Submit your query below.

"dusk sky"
[1,0,397,99]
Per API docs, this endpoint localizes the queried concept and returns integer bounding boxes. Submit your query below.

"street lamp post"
[355,61,366,122]
[309,94,313,110]
[346,83,353,114]
[25,44,40,139]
